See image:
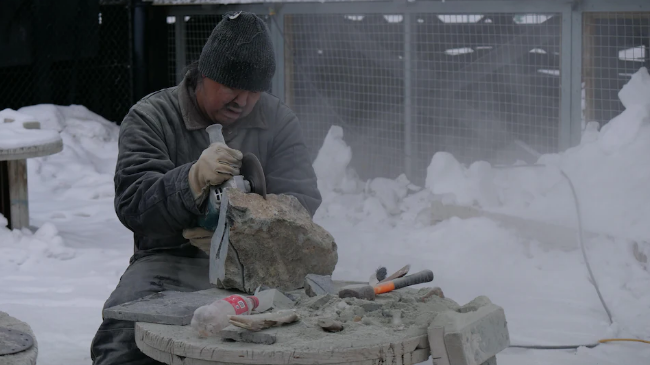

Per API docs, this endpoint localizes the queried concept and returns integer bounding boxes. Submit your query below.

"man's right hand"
[188,142,243,201]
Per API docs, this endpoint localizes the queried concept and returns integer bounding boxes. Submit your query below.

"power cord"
[490,164,646,350]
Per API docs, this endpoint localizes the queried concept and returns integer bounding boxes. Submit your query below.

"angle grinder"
[197,124,266,231]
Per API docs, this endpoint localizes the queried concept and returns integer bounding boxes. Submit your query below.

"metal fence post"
[175,15,186,85]
[404,12,413,180]
[571,5,584,147]
[559,5,574,151]
[270,8,285,102]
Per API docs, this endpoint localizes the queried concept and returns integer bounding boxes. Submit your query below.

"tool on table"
[368,267,387,287]
[368,264,410,287]
[198,124,267,284]
[339,269,434,300]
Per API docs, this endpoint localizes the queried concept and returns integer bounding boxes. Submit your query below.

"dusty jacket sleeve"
[113,103,202,239]
[265,108,322,217]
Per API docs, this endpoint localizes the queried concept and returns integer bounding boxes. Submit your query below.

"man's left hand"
[183,227,213,254]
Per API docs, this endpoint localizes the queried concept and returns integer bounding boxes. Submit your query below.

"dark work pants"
[90,253,212,365]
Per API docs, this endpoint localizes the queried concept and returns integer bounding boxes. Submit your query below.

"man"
[90,11,321,364]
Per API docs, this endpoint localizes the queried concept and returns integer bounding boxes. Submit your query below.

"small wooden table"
[0,135,63,230]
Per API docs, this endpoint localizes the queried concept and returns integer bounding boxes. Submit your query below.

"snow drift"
[0,104,120,266]
[423,67,650,241]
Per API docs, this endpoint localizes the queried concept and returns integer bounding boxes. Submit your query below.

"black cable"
[489,164,614,350]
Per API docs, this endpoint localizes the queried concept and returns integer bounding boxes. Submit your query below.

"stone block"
[358,302,382,312]
[0,311,38,365]
[481,356,497,365]
[216,189,338,293]
[220,325,276,345]
[255,289,295,312]
[429,302,509,365]
[103,289,231,326]
[304,274,337,296]
[304,294,335,310]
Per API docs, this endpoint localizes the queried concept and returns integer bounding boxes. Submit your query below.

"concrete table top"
[133,286,431,365]
[0,131,63,229]
[0,138,63,161]
[0,311,38,365]
[135,321,430,365]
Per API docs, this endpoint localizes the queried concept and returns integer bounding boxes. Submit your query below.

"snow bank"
[0,214,75,269]
[423,67,650,241]
[312,126,427,224]
[18,104,120,201]
[0,108,61,149]
[312,125,362,198]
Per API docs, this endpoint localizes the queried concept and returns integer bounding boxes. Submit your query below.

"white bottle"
[191,294,260,337]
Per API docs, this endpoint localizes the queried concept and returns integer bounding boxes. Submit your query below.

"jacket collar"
[178,73,268,133]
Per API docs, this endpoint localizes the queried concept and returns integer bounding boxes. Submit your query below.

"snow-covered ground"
[2,68,650,365]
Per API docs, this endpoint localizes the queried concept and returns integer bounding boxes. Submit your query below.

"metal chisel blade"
[209,188,230,284]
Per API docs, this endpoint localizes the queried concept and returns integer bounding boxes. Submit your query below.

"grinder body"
[197,124,266,231]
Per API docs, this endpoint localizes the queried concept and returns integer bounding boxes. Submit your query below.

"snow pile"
[313,126,426,224]
[0,215,75,268]
[425,152,500,208]
[312,125,362,198]
[17,104,120,201]
[0,108,61,149]
[423,67,650,240]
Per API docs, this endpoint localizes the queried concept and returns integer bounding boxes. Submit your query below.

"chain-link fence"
[582,12,650,128]
[280,13,564,182]
[6,0,645,186]
[0,0,132,123]
[165,2,649,185]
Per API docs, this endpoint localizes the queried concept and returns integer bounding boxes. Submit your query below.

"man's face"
[195,76,261,126]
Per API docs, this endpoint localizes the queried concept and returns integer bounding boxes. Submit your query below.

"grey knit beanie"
[198,11,276,92]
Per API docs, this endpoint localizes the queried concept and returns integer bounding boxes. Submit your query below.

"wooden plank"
[7,159,29,229]
[583,13,596,124]
[0,161,10,228]
[136,321,429,365]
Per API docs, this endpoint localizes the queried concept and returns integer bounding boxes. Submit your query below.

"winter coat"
[113,74,322,257]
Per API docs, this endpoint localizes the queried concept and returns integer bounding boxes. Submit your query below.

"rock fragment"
[221,325,276,345]
[318,318,344,332]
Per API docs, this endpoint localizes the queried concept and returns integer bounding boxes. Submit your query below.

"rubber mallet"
[339,270,434,300]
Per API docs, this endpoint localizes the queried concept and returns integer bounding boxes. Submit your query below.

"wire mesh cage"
[285,13,407,182]
[582,12,650,128]
[0,0,133,123]
[282,12,562,184]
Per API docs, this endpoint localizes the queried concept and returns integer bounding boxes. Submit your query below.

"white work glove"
[188,142,243,202]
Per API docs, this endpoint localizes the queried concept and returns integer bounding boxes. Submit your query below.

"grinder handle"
[206,124,226,144]
[374,270,434,295]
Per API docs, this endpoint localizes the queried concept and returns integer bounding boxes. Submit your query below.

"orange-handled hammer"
[339,270,434,300]
[374,270,434,294]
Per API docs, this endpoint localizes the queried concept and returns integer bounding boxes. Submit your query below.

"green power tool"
[197,124,266,284]
[197,124,267,231]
